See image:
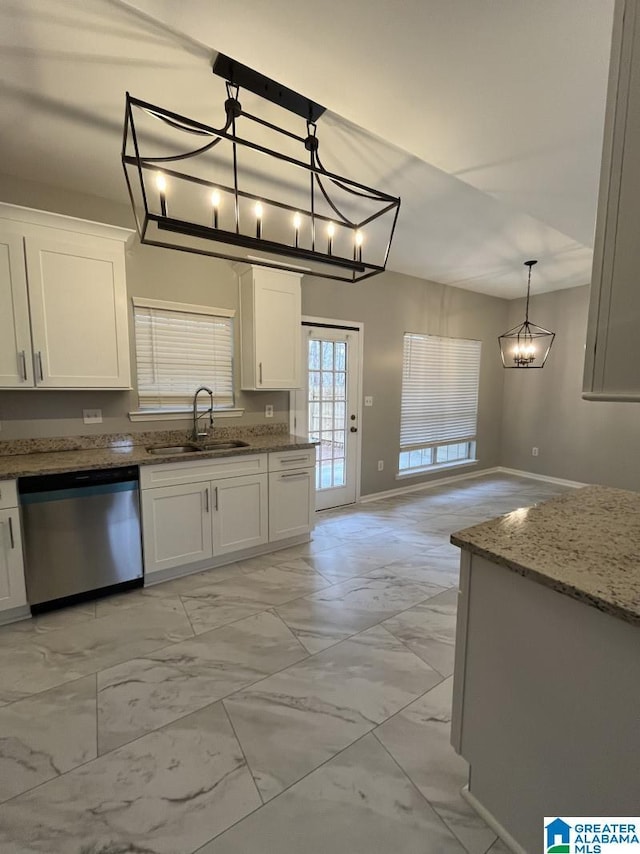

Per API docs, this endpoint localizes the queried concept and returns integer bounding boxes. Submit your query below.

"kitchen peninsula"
[450,486,640,854]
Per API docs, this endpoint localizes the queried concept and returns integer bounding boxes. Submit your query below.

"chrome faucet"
[192,385,214,442]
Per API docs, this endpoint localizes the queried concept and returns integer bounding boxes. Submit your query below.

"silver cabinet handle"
[259,362,263,385]
[280,472,310,480]
[205,487,210,513]
[214,486,219,511]
[19,350,27,382]
[35,351,44,382]
[8,517,14,550]
[280,456,309,464]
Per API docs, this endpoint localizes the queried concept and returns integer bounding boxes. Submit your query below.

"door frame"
[290,315,364,506]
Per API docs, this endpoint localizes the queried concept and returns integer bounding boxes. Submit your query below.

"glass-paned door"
[294,325,360,510]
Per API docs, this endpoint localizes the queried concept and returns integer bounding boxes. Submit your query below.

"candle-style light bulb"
[156,173,167,217]
[513,340,536,365]
[255,201,263,239]
[354,229,364,263]
[327,221,335,255]
[211,190,221,229]
[293,212,301,248]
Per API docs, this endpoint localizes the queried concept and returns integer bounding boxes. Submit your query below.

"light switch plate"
[364,396,373,407]
[83,409,103,424]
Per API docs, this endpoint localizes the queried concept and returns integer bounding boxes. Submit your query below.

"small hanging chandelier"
[121,55,400,283]
[498,260,555,369]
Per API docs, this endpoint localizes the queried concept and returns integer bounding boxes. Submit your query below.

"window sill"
[129,408,245,422]
[396,459,478,479]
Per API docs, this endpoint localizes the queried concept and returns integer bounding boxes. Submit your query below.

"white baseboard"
[358,465,585,505]
[460,785,528,854]
[0,604,31,626]
[144,534,310,586]
[359,467,502,503]
[495,466,586,489]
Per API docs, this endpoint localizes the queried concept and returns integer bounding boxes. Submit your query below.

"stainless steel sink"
[198,440,250,450]
[146,445,199,456]
[147,440,250,456]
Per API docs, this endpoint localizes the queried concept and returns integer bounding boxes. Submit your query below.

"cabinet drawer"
[0,480,18,510]
[268,448,316,472]
[141,453,268,489]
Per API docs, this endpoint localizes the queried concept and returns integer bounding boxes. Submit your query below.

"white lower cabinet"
[141,456,270,580]
[213,473,268,556]
[0,481,28,618]
[141,482,213,575]
[268,469,315,541]
[140,449,315,581]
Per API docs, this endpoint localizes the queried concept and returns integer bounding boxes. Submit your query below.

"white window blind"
[400,333,481,449]
[134,299,234,409]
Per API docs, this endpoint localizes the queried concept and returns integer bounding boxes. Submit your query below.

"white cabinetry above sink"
[237,264,302,390]
[0,203,132,390]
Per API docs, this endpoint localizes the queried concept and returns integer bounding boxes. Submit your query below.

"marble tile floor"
[0,473,568,853]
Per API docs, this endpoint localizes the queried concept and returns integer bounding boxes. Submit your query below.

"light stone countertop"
[0,429,316,480]
[451,485,640,626]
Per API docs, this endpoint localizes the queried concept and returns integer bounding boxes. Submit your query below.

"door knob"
[350,426,358,433]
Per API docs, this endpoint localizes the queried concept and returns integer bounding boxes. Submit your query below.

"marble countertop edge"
[0,435,317,479]
[449,533,640,627]
[451,485,640,627]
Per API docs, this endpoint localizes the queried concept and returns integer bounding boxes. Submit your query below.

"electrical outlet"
[377,460,384,471]
[265,404,274,418]
[83,409,103,424]
[532,447,539,457]
[364,396,373,407]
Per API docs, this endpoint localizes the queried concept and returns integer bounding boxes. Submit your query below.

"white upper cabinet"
[0,231,33,387]
[238,265,302,390]
[0,204,132,390]
[584,0,640,399]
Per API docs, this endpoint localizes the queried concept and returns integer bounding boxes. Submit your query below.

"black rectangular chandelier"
[122,56,401,282]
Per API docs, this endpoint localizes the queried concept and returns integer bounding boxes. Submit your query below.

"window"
[399,333,481,475]
[133,297,235,410]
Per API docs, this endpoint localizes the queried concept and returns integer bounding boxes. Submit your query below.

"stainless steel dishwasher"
[19,466,143,612]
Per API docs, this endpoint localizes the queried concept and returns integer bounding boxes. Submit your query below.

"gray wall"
[301,271,508,496]
[500,284,640,490]
[0,173,289,439]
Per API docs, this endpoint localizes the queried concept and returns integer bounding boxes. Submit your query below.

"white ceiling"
[0,0,615,297]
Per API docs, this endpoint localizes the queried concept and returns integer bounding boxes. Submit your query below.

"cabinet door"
[24,234,130,388]
[0,230,34,387]
[241,267,301,389]
[584,0,640,398]
[0,509,28,612]
[141,482,213,576]
[212,473,268,556]
[268,468,315,541]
